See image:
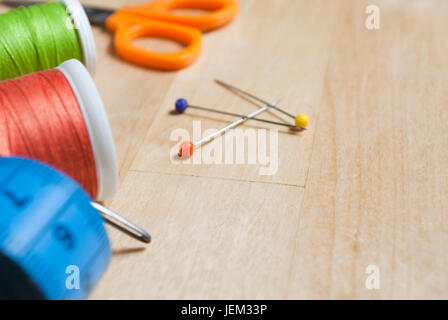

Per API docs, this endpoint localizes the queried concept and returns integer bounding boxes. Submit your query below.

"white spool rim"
[57,59,118,201]
[60,0,97,75]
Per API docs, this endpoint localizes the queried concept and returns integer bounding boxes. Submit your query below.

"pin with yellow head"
[295,114,309,129]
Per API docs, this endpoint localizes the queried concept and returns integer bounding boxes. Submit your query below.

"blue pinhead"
[175,98,189,113]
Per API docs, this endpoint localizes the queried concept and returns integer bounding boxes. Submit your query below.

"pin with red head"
[178,141,194,158]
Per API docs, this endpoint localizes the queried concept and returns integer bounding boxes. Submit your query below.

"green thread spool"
[0,0,96,81]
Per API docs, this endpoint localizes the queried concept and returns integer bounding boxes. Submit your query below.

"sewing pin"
[178,100,280,157]
[175,99,305,130]
[215,79,309,128]
[91,202,151,244]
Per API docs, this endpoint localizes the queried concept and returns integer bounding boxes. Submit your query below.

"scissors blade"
[1,1,114,26]
[82,6,114,26]
[2,0,41,7]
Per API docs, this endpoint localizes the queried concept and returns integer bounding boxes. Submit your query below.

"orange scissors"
[6,0,239,70]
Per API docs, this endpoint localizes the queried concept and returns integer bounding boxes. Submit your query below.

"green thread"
[0,2,83,80]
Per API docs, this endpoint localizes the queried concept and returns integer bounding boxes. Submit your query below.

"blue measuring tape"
[0,157,111,300]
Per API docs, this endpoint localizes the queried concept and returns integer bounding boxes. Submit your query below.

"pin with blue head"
[175,98,189,114]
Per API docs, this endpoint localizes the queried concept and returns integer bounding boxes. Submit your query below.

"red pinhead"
[178,141,194,157]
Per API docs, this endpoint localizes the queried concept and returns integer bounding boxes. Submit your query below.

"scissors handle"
[109,14,202,70]
[120,0,239,31]
[105,0,238,70]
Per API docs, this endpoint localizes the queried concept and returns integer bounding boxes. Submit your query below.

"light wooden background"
[2,0,447,299]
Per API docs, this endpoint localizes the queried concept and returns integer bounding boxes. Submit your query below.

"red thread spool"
[0,59,118,201]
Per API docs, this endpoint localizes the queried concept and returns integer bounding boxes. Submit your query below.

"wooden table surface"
[2,0,447,299]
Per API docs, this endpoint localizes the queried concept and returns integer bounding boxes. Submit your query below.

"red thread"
[0,69,98,198]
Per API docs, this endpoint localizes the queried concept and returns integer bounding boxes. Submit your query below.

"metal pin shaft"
[215,80,296,119]
[187,104,304,130]
[193,100,279,149]
[90,202,151,244]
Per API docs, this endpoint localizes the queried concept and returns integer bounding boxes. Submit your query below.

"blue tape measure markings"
[0,157,111,300]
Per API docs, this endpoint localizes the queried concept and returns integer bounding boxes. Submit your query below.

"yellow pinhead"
[295,114,309,128]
